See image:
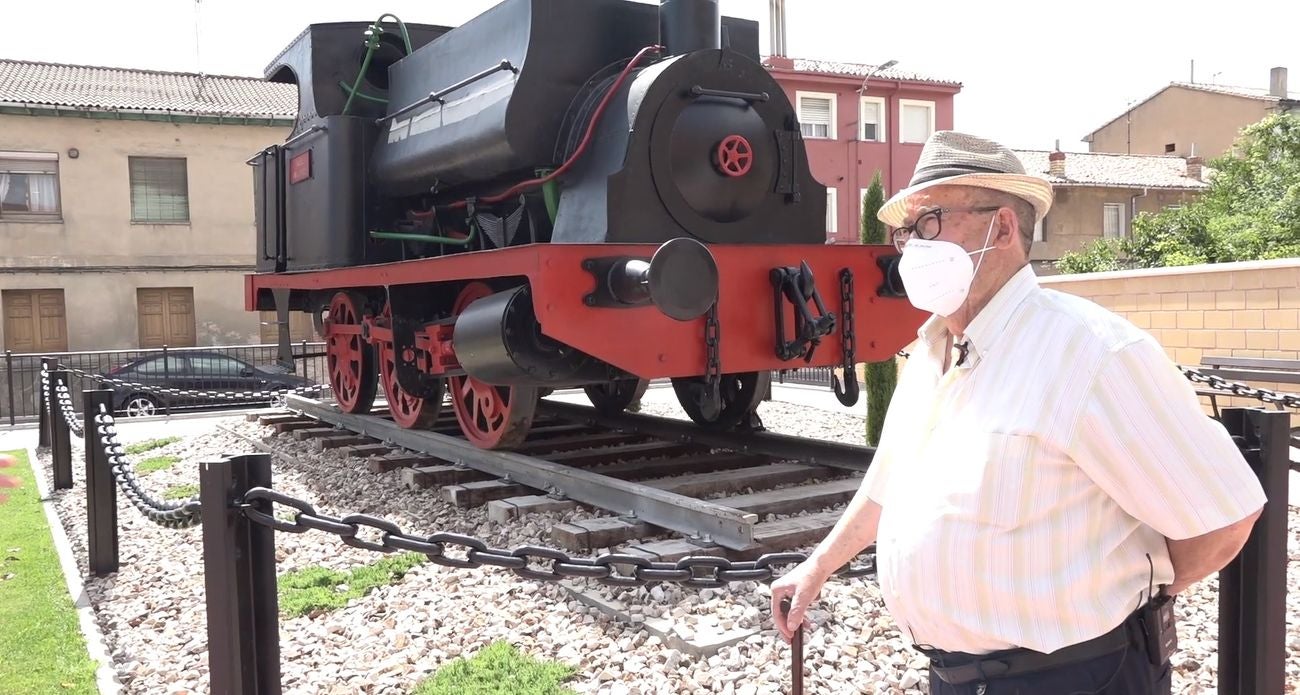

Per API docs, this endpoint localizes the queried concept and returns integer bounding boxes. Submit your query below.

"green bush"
[859,171,897,446]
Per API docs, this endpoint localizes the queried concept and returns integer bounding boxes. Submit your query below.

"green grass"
[411,641,578,695]
[162,483,198,500]
[278,552,426,617]
[123,436,180,455]
[135,455,180,473]
[0,449,99,694]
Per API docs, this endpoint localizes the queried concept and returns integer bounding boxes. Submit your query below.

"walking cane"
[780,597,804,695]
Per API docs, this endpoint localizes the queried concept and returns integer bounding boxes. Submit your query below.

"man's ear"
[994,207,1019,249]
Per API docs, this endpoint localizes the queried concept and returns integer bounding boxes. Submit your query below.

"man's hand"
[770,560,831,644]
[0,454,20,504]
[1166,506,1263,595]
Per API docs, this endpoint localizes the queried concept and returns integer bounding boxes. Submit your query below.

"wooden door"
[2,288,68,353]
[137,287,196,348]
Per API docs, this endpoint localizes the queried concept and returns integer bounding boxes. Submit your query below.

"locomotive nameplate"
[289,149,312,184]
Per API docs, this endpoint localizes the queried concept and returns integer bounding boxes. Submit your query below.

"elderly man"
[771,131,1266,694]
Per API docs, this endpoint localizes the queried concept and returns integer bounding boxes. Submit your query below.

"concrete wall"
[0,113,291,350]
[0,270,257,351]
[1030,186,1203,270]
[1041,259,1300,424]
[1087,87,1269,158]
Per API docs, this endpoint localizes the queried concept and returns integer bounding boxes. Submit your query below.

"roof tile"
[1014,149,1211,190]
[0,59,297,119]
[768,57,961,86]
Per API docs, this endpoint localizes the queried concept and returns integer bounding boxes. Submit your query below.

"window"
[132,356,187,376]
[797,92,836,140]
[826,187,838,237]
[2,289,67,352]
[1165,143,1176,153]
[0,151,61,221]
[1034,216,1044,243]
[860,96,885,142]
[899,99,935,144]
[129,156,190,223]
[1103,204,1125,239]
[189,355,248,376]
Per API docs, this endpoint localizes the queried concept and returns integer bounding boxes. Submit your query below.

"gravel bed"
[33,391,1300,694]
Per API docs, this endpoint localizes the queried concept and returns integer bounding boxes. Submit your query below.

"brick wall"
[1040,259,1300,423]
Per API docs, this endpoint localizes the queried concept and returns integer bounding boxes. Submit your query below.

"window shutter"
[129,157,190,223]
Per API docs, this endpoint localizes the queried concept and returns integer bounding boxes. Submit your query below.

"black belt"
[916,610,1140,686]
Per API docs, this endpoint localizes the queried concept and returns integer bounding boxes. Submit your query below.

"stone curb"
[25,445,124,695]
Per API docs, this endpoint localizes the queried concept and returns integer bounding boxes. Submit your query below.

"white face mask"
[897,213,998,317]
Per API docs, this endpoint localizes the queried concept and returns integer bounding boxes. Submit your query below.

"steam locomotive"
[245,0,922,449]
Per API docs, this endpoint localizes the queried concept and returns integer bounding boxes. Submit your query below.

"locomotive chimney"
[660,0,721,56]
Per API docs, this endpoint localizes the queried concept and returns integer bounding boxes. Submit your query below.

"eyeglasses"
[891,206,1001,252]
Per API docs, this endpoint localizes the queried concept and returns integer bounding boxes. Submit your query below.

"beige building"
[1012,149,1210,274]
[0,59,298,353]
[1082,67,1297,158]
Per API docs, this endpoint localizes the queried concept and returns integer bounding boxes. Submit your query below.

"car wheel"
[124,394,159,418]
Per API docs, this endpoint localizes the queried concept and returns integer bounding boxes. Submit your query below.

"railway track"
[237,392,875,566]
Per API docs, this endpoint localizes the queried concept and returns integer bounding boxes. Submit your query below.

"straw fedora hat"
[877,131,1054,228]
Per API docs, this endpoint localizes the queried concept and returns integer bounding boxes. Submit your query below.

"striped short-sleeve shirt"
[862,264,1267,655]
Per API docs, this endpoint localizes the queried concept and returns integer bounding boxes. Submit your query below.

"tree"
[1056,113,1300,273]
[859,172,896,446]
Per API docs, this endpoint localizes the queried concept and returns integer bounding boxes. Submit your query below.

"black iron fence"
[35,362,1296,695]
[3,342,330,426]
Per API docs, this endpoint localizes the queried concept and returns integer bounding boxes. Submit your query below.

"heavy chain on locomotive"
[245,0,922,449]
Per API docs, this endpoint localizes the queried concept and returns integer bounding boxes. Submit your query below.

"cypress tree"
[859,172,896,446]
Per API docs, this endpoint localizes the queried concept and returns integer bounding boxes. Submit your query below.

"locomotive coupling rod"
[780,597,805,695]
[379,59,518,125]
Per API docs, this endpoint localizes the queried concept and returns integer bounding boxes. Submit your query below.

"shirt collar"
[914,264,1040,367]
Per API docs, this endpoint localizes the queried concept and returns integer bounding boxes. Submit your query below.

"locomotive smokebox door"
[551,48,825,246]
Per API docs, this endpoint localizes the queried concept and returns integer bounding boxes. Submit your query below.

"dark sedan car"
[98,351,321,417]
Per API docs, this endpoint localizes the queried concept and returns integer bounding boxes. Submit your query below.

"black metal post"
[1217,407,1288,695]
[5,349,15,427]
[39,356,57,448]
[162,345,171,418]
[50,368,73,490]
[200,452,280,695]
[84,390,118,576]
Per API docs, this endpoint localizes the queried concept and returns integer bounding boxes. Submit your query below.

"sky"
[2,0,1297,152]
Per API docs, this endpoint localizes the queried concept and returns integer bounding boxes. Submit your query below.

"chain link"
[1178,365,1300,409]
[54,381,85,438]
[94,403,202,528]
[62,365,326,402]
[239,487,875,587]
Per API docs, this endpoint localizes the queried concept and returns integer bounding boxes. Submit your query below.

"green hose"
[541,177,559,225]
[341,13,414,115]
[374,13,414,54]
[370,218,479,246]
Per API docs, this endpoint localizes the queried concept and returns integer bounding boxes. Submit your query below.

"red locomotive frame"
[246,242,924,380]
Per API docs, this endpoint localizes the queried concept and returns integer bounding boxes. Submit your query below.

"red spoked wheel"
[447,282,538,449]
[325,291,378,414]
[377,304,443,429]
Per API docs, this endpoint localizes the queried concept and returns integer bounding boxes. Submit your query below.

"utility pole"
[769,0,786,56]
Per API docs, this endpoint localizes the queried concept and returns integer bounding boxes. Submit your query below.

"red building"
[764,57,963,243]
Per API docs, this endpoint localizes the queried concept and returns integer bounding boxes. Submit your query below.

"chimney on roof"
[1049,149,1066,178]
[1187,156,1203,181]
[1270,67,1288,98]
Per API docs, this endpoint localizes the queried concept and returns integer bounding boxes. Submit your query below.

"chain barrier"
[54,381,85,438]
[61,364,327,403]
[93,403,202,529]
[238,487,874,587]
[1178,365,1300,410]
